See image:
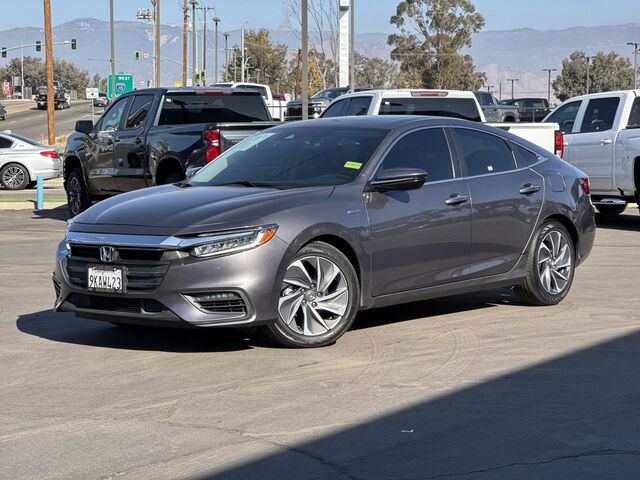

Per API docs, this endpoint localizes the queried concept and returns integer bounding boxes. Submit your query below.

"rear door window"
[159,93,269,124]
[379,128,454,183]
[579,97,620,133]
[345,96,372,116]
[545,100,581,134]
[454,128,517,176]
[0,136,14,149]
[378,97,482,122]
[627,97,640,128]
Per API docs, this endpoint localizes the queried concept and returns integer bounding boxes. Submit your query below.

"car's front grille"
[187,292,247,315]
[67,293,166,314]
[66,245,170,292]
[286,106,302,117]
[69,244,165,262]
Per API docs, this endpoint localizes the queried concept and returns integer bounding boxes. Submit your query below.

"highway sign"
[2,82,10,95]
[107,74,135,99]
[85,87,99,99]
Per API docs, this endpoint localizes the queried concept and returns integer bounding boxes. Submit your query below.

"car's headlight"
[189,225,278,258]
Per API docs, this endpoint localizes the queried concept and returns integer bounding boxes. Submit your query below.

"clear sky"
[1,0,639,33]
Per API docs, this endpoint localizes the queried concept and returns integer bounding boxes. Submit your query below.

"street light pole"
[213,17,220,83]
[223,32,229,80]
[542,67,557,102]
[241,23,246,83]
[628,42,639,89]
[301,0,308,120]
[152,0,160,87]
[189,0,197,84]
[586,56,591,94]
[349,0,355,90]
[506,78,519,100]
[109,0,115,98]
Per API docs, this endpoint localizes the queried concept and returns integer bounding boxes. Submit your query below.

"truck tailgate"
[217,122,278,152]
[487,122,559,153]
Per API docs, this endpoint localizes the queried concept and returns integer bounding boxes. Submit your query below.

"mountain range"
[1,18,638,102]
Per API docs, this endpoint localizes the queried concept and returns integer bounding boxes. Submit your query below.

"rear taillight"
[203,129,221,163]
[40,150,59,158]
[579,178,590,195]
[554,130,564,158]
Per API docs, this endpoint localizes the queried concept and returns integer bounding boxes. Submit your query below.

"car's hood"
[71,184,334,236]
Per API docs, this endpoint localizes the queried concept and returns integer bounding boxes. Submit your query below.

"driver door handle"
[519,184,541,195]
[600,139,613,145]
[445,194,469,206]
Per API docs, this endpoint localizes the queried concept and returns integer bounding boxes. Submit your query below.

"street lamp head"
[213,17,221,23]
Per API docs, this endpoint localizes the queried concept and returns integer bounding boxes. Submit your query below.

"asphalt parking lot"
[1,207,639,479]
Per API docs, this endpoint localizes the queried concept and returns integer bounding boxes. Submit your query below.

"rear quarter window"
[159,93,270,125]
[378,97,482,122]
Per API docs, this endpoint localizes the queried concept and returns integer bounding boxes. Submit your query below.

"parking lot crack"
[412,449,640,479]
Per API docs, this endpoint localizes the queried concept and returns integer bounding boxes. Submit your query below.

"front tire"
[1,163,30,190]
[66,168,92,217]
[262,242,360,348]
[595,203,626,215]
[515,221,575,306]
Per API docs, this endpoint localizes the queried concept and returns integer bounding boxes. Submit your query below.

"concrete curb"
[0,202,66,210]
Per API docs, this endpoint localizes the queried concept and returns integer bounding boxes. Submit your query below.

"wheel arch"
[154,156,184,185]
[542,213,579,254]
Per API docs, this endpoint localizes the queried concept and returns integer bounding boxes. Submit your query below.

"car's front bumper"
[53,231,289,328]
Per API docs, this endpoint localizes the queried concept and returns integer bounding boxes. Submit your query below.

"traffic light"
[71,38,76,50]
[35,41,41,52]
[134,51,140,61]
[1,48,6,58]
[195,72,200,83]
[201,70,206,83]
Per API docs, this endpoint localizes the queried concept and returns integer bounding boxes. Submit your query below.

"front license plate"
[88,266,125,293]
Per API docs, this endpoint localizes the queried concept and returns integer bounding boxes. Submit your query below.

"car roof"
[337,89,477,100]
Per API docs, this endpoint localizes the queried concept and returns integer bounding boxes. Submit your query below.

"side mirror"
[366,168,427,192]
[75,120,93,135]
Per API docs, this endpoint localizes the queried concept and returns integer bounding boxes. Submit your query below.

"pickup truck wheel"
[515,221,575,306]
[66,168,92,217]
[595,204,626,215]
[1,163,30,190]
[262,242,359,348]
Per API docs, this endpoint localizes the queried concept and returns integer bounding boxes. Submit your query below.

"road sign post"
[107,74,135,99]
[86,87,99,120]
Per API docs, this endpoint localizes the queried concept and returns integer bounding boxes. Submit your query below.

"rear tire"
[0,163,30,190]
[515,221,575,306]
[66,168,92,217]
[595,204,626,215]
[262,242,360,348]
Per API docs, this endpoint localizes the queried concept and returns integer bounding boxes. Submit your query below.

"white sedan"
[0,131,61,190]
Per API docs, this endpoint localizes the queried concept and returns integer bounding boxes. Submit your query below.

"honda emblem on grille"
[100,246,116,263]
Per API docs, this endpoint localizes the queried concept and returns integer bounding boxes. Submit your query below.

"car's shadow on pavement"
[31,205,68,222]
[596,212,640,231]
[16,310,265,353]
[17,289,518,352]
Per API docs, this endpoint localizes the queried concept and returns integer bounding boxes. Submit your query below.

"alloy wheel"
[68,176,82,216]
[2,165,26,189]
[278,255,349,336]
[537,230,572,295]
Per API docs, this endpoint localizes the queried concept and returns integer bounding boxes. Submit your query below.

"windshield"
[311,88,345,100]
[189,126,390,189]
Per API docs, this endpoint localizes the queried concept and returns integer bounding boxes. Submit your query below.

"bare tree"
[283,0,338,89]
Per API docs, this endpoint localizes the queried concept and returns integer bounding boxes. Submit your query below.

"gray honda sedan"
[54,116,595,347]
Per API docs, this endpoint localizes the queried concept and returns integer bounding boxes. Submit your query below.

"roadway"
[0,100,97,143]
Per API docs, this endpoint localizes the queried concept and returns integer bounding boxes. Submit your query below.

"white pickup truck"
[544,90,640,214]
[211,82,287,121]
[320,89,562,156]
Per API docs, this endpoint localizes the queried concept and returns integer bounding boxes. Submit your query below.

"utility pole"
[182,0,187,86]
[223,32,229,80]
[586,56,591,94]
[506,78,518,100]
[213,16,220,83]
[20,41,24,99]
[486,85,494,93]
[628,42,639,89]
[241,23,247,83]
[43,0,55,145]
[152,0,160,87]
[189,0,197,84]
[109,0,115,99]
[498,81,502,101]
[349,0,355,90]
[542,67,557,102]
[301,0,308,119]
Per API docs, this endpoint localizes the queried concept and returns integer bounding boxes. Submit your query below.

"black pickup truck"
[63,87,277,216]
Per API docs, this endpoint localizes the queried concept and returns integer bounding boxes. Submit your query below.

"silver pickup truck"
[474,91,520,123]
